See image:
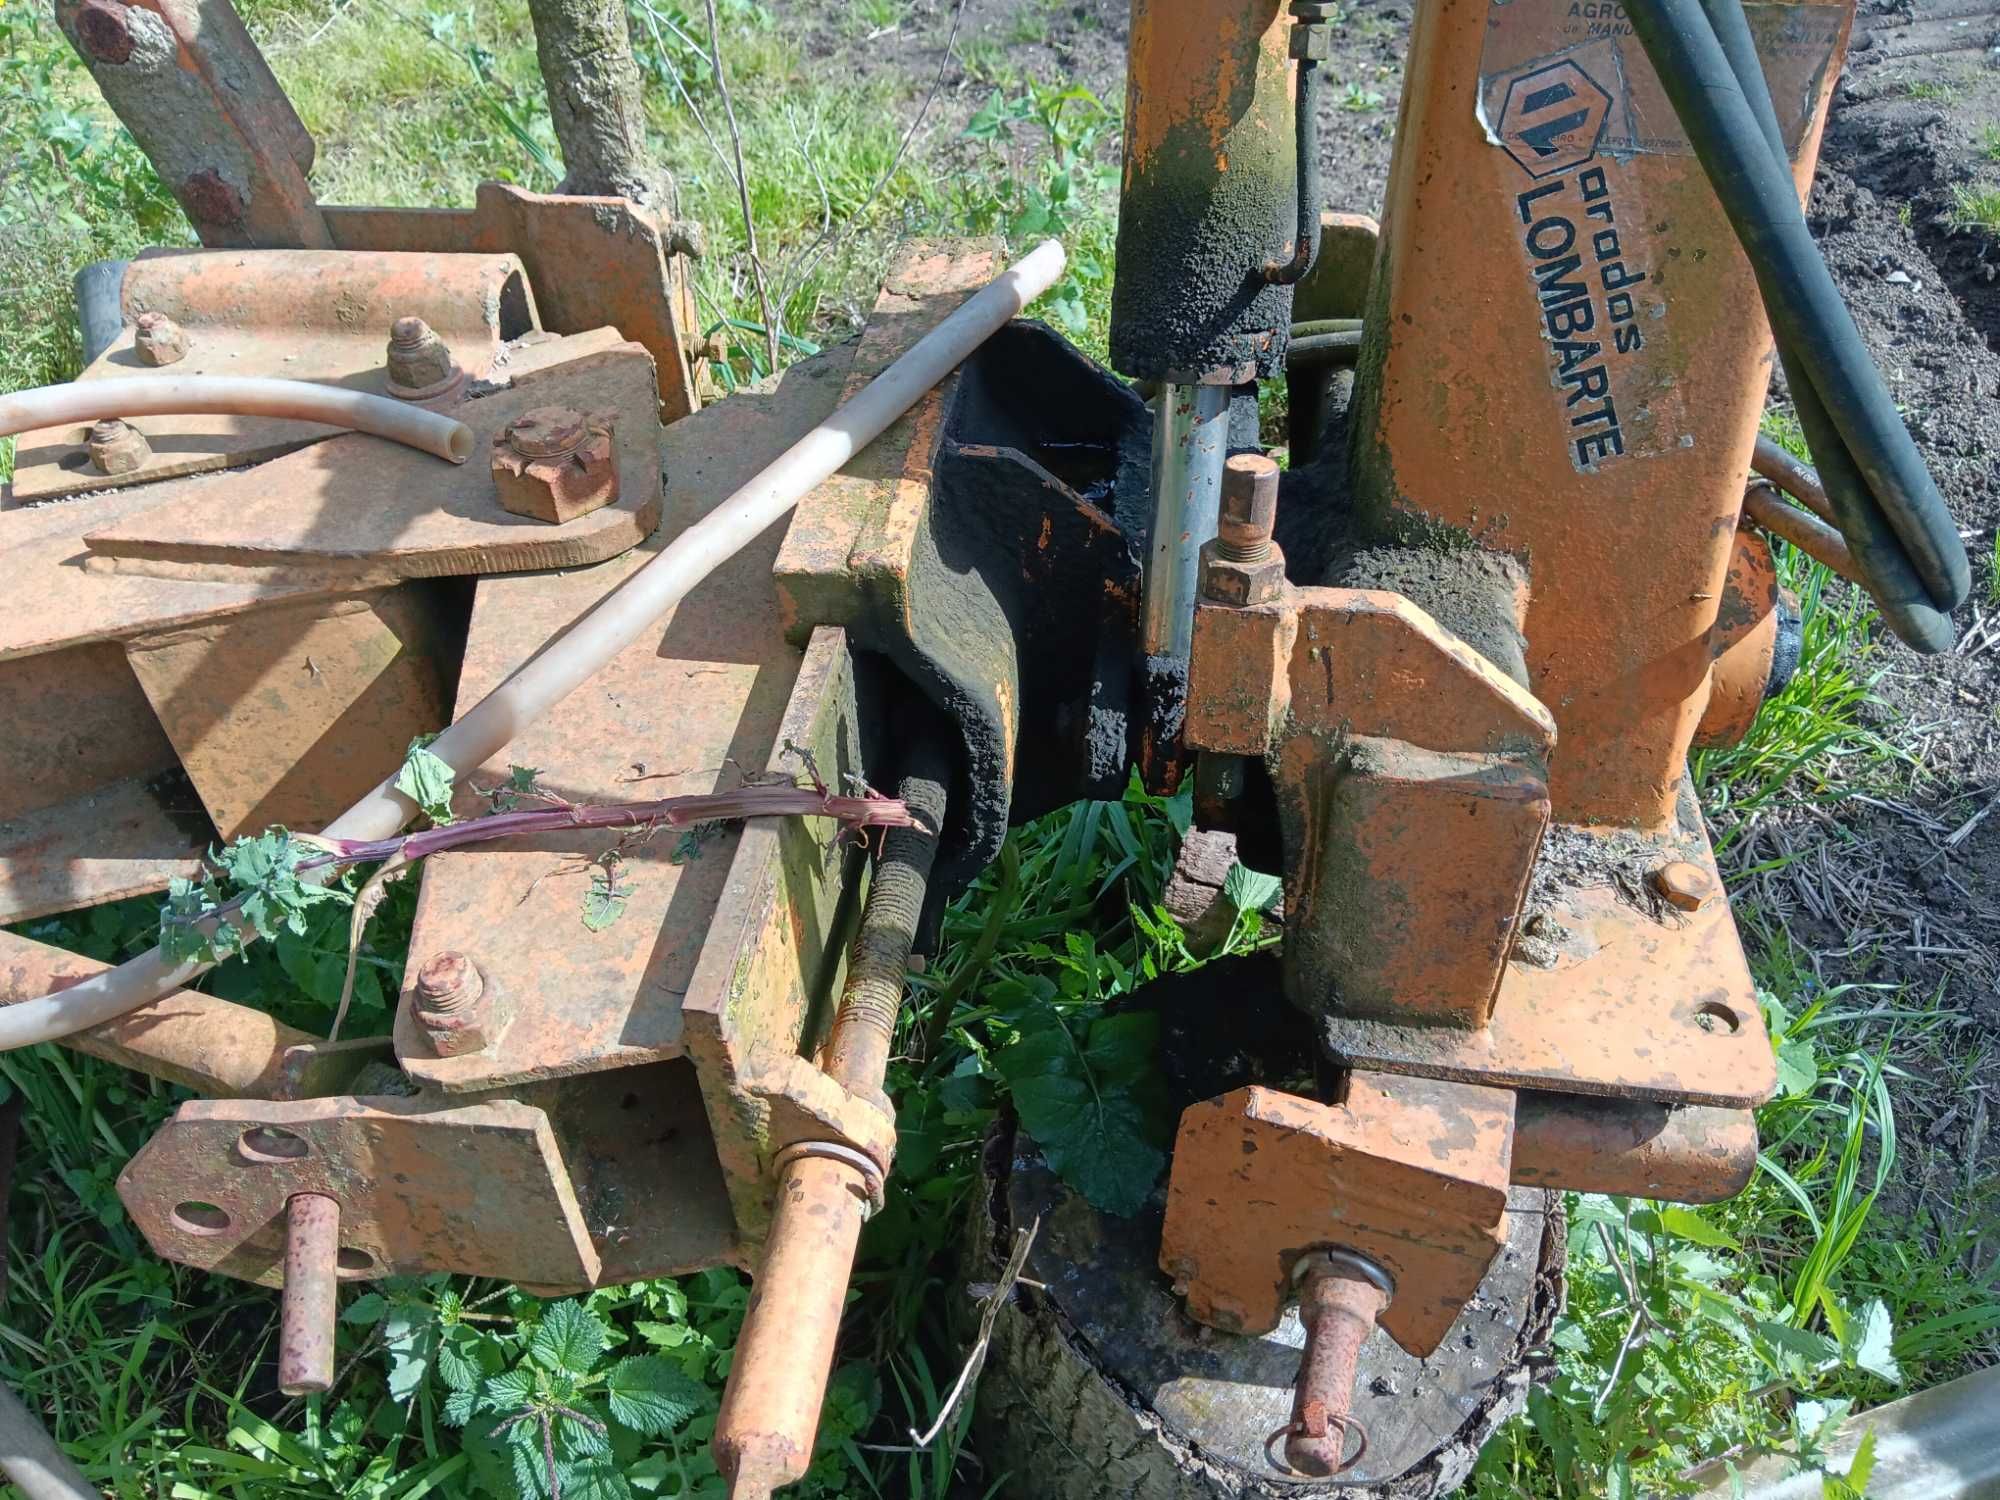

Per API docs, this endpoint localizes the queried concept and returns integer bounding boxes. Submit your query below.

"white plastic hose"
[0,240,1066,1051]
[0,374,474,463]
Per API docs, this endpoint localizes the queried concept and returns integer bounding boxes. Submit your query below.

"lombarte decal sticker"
[1476,2,1845,475]
[1483,35,1661,473]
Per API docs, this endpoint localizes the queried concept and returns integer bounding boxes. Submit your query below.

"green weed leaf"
[1221,864,1282,914]
[1845,1298,1901,1383]
[993,1005,1168,1216]
[602,1355,704,1435]
[1656,1206,1741,1250]
[582,857,629,932]
[395,737,457,825]
[529,1300,606,1374]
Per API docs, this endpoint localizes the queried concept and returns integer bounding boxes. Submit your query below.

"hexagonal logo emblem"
[1497,58,1612,179]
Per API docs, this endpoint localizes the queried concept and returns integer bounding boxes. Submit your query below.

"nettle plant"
[440,1300,703,1499]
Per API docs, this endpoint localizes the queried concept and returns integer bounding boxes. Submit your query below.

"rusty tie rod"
[712,747,948,1498]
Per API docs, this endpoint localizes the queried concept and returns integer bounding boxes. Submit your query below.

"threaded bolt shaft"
[1217,452,1280,564]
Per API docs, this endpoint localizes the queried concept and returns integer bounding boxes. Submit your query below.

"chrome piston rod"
[1142,381,1232,662]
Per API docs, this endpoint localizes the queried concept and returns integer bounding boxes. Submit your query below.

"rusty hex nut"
[86,418,151,476]
[413,951,490,1056]
[385,316,461,398]
[1200,537,1287,607]
[491,407,618,524]
[1653,860,1716,912]
[1289,22,1333,60]
[133,311,189,366]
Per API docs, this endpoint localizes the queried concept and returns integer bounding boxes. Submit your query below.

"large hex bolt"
[133,311,189,366]
[412,951,490,1056]
[87,418,151,476]
[1277,1249,1393,1478]
[491,406,619,524]
[384,316,463,400]
[1200,452,1286,606]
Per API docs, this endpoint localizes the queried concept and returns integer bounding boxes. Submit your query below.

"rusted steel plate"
[394,345,858,1094]
[323,182,701,420]
[0,774,206,924]
[117,1094,600,1288]
[1513,1092,1757,1203]
[9,250,530,502]
[772,239,1005,630]
[124,584,458,839]
[0,482,326,658]
[1319,819,1777,1107]
[1276,734,1549,1029]
[520,1059,742,1286]
[0,334,644,665]
[79,344,662,584]
[0,928,332,1098]
[1159,1079,1514,1358]
[0,641,177,819]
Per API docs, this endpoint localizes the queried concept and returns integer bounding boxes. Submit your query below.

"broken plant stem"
[307,784,915,872]
[166,785,917,953]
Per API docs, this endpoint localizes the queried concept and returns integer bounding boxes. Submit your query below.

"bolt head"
[1653,860,1716,912]
[1219,452,1281,550]
[384,317,458,395]
[1199,538,1287,607]
[413,952,490,1057]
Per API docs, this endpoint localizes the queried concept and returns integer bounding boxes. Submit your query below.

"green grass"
[1949,183,2000,232]
[5,3,1999,1495]
[1905,77,1961,105]
[1979,122,2000,162]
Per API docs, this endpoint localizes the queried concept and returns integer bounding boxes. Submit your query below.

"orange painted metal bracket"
[1317,814,1777,1108]
[1159,1079,1515,1358]
[117,1094,601,1289]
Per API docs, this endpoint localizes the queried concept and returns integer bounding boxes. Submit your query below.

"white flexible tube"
[0,1381,97,1500]
[0,375,474,463]
[0,240,1066,1051]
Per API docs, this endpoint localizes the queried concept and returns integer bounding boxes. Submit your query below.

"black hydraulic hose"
[1694,0,1962,654]
[1287,329,1363,366]
[1264,48,1324,285]
[1624,0,1968,652]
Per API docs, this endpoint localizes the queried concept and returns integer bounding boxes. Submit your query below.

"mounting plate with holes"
[1317,822,1777,1108]
[118,1094,601,1290]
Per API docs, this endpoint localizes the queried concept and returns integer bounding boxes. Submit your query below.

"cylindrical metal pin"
[1283,1251,1392,1478]
[277,1193,340,1395]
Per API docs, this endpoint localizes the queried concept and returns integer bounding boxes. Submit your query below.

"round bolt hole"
[336,1246,377,1274]
[238,1125,311,1163]
[172,1201,232,1236]
[1693,1001,1741,1035]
